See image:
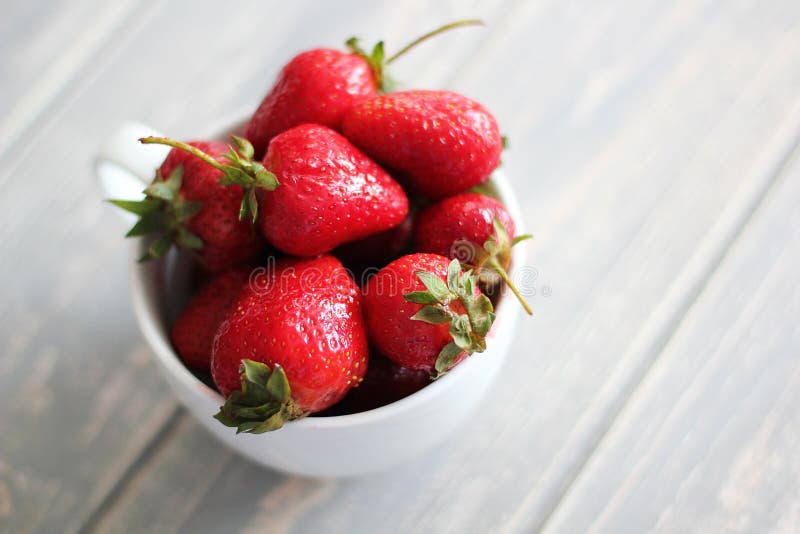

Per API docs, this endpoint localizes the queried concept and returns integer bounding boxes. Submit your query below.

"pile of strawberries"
[112,21,531,433]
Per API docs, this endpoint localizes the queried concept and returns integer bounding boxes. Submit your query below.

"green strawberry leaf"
[447,258,461,292]
[403,291,440,305]
[434,342,464,378]
[173,200,202,221]
[125,212,166,237]
[411,305,451,324]
[266,365,291,403]
[214,359,304,434]
[108,198,161,216]
[176,228,203,249]
[148,232,173,260]
[404,259,497,379]
[110,166,206,261]
[143,181,176,202]
[512,234,533,246]
[231,135,255,160]
[415,271,452,302]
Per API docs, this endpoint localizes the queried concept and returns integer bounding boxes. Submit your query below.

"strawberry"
[258,124,408,256]
[211,255,369,433]
[142,125,409,257]
[110,141,264,271]
[413,192,532,314]
[362,253,494,377]
[244,49,377,158]
[341,90,503,199]
[244,20,484,158]
[171,265,253,370]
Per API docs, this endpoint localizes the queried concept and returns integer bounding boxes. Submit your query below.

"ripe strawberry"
[171,265,253,370]
[342,90,503,199]
[244,20,484,158]
[110,141,263,271]
[413,192,532,314]
[244,49,377,158]
[259,124,408,256]
[362,253,494,377]
[211,255,369,433]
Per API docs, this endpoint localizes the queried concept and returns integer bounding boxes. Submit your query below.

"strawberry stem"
[385,19,484,65]
[139,135,279,223]
[140,136,226,172]
[486,256,533,315]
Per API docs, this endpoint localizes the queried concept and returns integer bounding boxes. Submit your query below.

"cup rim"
[128,119,526,431]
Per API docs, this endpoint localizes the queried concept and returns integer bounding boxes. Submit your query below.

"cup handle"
[95,121,170,222]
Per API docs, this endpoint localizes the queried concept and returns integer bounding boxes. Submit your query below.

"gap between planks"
[503,71,800,534]
[78,405,184,534]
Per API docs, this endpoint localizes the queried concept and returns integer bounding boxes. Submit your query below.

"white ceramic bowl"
[97,119,525,477]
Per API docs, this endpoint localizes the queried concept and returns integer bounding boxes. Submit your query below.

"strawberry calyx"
[139,135,279,223]
[403,258,495,378]
[109,166,204,262]
[213,359,305,434]
[346,19,484,92]
[461,218,533,315]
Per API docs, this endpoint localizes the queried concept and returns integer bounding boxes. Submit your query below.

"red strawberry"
[110,141,263,271]
[244,20,484,158]
[342,90,503,199]
[413,192,532,314]
[211,255,369,433]
[362,253,494,377]
[258,124,409,256]
[141,126,409,258]
[244,49,377,158]
[171,265,253,370]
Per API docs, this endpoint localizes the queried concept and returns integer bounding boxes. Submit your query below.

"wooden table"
[2,1,800,532]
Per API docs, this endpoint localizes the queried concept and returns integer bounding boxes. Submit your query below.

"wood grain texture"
[0,0,148,161]
[541,145,800,534]
[3,0,800,532]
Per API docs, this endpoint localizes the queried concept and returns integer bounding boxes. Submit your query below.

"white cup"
[97,119,526,477]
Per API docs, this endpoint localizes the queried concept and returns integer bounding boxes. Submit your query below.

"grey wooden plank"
[541,142,800,534]
[91,1,800,533]
[0,0,515,532]
[0,0,144,156]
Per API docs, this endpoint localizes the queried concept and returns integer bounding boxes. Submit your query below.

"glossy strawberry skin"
[244,49,378,158]
[211,255,369,413]
[362,253,466,371]
[414,193,515,263]
[171,265,253,370]
[341,90,502,199]
[258,124,409,257]
[159,142,263,271]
